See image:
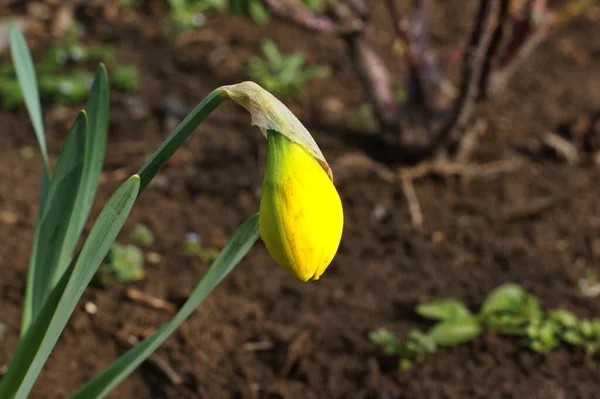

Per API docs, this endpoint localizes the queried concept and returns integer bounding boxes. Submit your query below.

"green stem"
[136,88,228,194]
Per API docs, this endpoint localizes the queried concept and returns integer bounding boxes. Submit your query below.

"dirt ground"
[1,1,600,398]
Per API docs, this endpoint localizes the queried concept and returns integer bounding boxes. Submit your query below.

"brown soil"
[2,2,600,398]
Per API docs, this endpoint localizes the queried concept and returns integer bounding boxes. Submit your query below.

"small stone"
[84,302,98,315]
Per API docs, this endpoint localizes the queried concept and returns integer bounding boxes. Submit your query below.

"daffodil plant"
[0,25,342,399]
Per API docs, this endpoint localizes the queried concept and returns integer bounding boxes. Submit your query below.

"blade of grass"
[29,111,87,323]
[53,65,110,286]
[9,23,49,171]
[0,176,140,399]
[70,213,260,399]
[10,23,53,334]
[137,88,227,193]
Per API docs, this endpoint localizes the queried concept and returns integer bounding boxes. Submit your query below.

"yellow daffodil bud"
[259,129,343,281]
[219,81,343,281]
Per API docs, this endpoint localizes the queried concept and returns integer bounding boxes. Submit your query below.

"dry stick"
[405,0,503,156]
[454,119,488,163]
[346,28,399,129]
[444,0,501,131]
[115,330,184,385]
[543,132,580,164]
[478,0,510,98]
[399,158,523,180]
[260,0,339,33]
[90,318,184,386]
[262,0,398,129]
[125,288,177,314]
[384,0,427,106]
[401,177,424,229]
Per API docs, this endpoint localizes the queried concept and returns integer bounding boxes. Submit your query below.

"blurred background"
[1,0,600,397]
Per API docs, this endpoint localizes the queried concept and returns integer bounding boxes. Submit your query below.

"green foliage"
[0,30,133,109]
[370,283,600,371]
[416,298,473,321]
[131,223,155,247]
[184,232,221,262]
[113,65,140,93]
[247,39,330,98]
[102,243,146,283]
[230,0,270,24]
[1,24,263,398]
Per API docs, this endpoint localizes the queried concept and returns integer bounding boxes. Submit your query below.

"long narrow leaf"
[10,23,53,334]
[70,213,260,399]
[137,89,227,193]
[9,23,49,171]
[29,111,87,323]
[53,65,110,286]
[0,176,140,399]
[21,174,49,334]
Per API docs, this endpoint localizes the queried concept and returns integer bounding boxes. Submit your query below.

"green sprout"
[102,243,145,283]
[247,39,330,98]
[131,223,154,247]
[0,31,130,109]
[370,283,600,371]
[113,65,140,93]
[184,232,221,263]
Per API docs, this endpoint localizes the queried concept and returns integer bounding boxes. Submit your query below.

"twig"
[345,28,399,129]
[455,119,488,163]
[542,132,580,164]
[399,157,523,180]
[260,0,339,33]
[243,340,274,352]
[333,153,395,183]
[125,288,177,314]
[401,177,424,229]
[384,0,427,106]
[115,330,183,385]
[478,0,510,98]
[497,196,561,220]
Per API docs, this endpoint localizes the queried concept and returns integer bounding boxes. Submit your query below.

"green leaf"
[480,283,526,316]
[75,64,110,234]
[9,23,49,171]
[106,243,145,282]
[368,328,401,356]
[548,309,579,329]
[70,213,260,399]
[131,223,154,247]
[53,65,110,287]
[562,329,584,346]
[11,23,53,334]
[416,299,472,321]
[248,0,270,25]
[137,89,227,193]
[406,329,437,354]
[427,317,482,346]
[29,111,87,323]
[0,176,140,399]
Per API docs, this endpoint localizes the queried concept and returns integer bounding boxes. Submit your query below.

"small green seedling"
[102,243,145,282]
[113,65,140,93]
[131,223,154,247]
[230,0,270,24]
[247,39,330,98]
[184,232,221,263]
[370,283,600,371]
[0,32,130,109]
[168,0,226,30]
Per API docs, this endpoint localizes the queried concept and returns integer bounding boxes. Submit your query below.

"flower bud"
[259,130,343,281]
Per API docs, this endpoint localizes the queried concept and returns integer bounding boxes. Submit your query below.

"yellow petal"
[259,130,343,281]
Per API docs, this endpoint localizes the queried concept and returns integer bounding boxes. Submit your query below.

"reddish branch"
[262,0,591,158]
